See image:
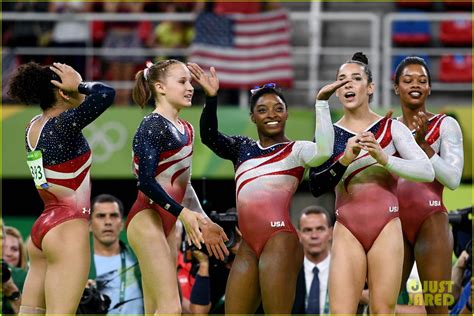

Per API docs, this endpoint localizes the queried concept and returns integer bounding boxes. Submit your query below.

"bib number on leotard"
[26,150,49,189]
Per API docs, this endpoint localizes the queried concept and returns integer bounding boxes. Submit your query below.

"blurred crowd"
[2,1,282,106]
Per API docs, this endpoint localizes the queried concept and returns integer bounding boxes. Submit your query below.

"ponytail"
[132,70,152,108]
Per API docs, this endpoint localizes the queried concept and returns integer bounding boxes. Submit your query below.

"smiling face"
[250,93,288,139]
[335,63,374,110]
[3,234,21,267]
[394,63,431,110]
[158,63,194,109]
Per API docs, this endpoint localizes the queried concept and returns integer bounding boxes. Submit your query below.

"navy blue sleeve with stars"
[25,82,115,166]
[200,95,248,164]
[309,124,348,197]
[133,115,184,217]
[54,82,115,134]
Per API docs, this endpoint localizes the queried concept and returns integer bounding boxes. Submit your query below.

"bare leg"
[401,236,415,293]
[225,240,261,314]
[415,212,453,314]
[367,218,404,314]
[329,222,367,314]
[259,232,303,313]
[127,209,181,315]
[42,219,90,314]
[19,240,47,315]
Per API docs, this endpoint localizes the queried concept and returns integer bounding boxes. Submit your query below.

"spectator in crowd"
[2,2,52,64]
[292,205,333,314]
[148,3,195,62]
[175,220,194,314]
[1,220,26,315]
[89,194,144,315]
[189,227,245,314]
[450,243,472,315]
[48,2,93,75]
[102,1,146,105]
[3,226,28,270]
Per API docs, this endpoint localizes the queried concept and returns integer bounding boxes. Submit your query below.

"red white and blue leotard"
[25,82,115,249]
[200,96,333,257]
[397,114,464,245]
[126,113,204,237]
[310,117,434,252]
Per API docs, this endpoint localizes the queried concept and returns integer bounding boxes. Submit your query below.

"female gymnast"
[309,52,435,313]
[125,59,228,314]
[189,62,342,313]
[394,56,463,314]
[8,62,115,314]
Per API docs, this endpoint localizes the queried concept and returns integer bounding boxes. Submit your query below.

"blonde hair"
[5,226,28,270]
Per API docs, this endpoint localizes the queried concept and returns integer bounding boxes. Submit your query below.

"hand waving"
[187,63,219,97]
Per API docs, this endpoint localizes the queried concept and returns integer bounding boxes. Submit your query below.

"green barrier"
[2,106,316,179]
[3,105,471,180]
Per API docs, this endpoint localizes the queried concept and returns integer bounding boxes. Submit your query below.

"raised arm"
[50,63,115,132]
[299,80,351,167]
[188,63,241,161]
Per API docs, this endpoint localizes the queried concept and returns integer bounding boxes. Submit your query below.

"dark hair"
[8,62,61,110]
[132,59,183,108]
[336,52,373,102]
[394,56,431,86]
[249,85,287,113]
[299,205,333,228]
[91,194,124,217]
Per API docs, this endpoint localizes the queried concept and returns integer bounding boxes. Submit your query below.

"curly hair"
[8,62,61,110]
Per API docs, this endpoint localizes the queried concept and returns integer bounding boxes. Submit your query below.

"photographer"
[450,241,472,314]
[2,262,22,315]
[189,225,245,314]
[1,220,26,315]
[86,194,143,315]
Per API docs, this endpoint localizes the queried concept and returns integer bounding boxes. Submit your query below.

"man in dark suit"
[292,206,333,314]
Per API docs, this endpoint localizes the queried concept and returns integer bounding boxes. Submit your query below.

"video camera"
[184,208,238,262]
[76,286,111,314]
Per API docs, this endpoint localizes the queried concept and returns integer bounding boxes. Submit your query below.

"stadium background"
[1,1,472,238]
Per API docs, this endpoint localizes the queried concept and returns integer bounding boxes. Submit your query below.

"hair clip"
[143,60,153,81]
[250,83,277,95]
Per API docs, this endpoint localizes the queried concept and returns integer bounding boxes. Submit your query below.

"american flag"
[189,9,294,89]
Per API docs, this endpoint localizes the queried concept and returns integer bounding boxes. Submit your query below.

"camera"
[2,261,12,283]
[209,208,238,249]
[448,206,472,257]
[76,286,111,314]
[183,208,238,262]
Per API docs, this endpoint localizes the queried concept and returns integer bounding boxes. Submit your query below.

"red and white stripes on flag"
[189,9,294,89]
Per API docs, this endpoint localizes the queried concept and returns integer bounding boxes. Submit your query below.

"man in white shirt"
[292,205,333,315]
[88,194,144,315]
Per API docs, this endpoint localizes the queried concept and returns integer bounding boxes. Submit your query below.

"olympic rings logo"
[84,121,128,163]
